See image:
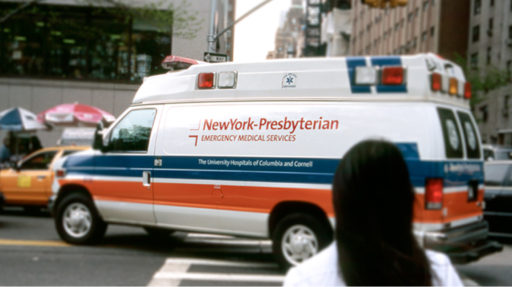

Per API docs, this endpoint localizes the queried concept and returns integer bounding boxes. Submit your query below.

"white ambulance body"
[50,54,502,267]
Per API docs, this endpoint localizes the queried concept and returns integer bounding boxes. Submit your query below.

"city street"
[0,208,511,286]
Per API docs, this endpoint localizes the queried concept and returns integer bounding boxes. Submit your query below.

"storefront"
[0,2,172,83]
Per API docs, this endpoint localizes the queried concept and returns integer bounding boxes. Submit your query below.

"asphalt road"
[1,207,512,286]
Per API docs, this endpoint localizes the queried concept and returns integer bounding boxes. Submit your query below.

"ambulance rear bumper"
[419,221,503,264]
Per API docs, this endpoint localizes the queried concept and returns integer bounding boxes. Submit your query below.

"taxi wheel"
[272,213,332,270]
[55,193,107,244]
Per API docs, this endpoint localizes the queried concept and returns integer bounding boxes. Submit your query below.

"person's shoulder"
[425,249,464,286]
[283,243,344,287]
[425,249,452,266]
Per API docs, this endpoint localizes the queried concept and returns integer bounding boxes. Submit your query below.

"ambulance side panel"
[151,101,440,237]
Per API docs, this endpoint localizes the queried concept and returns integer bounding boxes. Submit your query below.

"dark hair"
[332,139,432,286]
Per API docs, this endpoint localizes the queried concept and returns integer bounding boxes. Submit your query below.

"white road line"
[147,257,283,286]
[164,257,279,268]
[153,272,285,283]
[147,261,190,286]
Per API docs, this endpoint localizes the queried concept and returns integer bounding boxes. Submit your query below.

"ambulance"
[49,53,502,268]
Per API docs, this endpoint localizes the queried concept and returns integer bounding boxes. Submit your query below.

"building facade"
[0,0,234,146]
[470,0,512,145]
[272,0,304,59]
[350,0,469,60]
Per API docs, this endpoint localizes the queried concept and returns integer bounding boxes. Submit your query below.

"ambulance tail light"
[425,178,443,210]
[198,73,215,89]
[464,82,472,99]
[449,77,458,96]
[431,73,442,92]
[381,66,405,85]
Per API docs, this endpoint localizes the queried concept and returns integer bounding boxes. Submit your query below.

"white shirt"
[283,243,464,286]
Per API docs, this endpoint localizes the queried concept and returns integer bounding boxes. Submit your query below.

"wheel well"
[268,201,332,237]
[53,184,91,214]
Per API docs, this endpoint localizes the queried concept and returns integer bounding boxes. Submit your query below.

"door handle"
[142,171,151,188]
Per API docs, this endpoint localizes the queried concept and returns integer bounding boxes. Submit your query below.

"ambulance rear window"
[457,111,481,159]
[437,108,463,159]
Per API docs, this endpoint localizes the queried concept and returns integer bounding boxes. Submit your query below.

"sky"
[234,0,293,62]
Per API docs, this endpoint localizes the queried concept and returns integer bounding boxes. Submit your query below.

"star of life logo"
[282,73,297,88]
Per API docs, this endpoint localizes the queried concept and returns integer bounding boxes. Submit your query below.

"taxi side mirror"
[92,123,106,152]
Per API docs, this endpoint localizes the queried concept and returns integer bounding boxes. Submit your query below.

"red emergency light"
[464,82,472,99]
[431,73,442,92]
[381,66,405,85]
[198,73,215,89]
[161,55,199,70]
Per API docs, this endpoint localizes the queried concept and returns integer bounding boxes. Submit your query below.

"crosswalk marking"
[153,271,284,283]
[148,233,284,286]
[164,258,278,268]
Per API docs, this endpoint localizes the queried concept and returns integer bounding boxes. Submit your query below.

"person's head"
[332,139,431,285]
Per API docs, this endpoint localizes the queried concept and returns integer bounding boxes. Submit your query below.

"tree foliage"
[79,0,202,39]
[454,54,511,107]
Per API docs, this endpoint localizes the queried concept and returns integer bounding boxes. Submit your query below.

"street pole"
[207,0,274,54]
[207,0,218,53]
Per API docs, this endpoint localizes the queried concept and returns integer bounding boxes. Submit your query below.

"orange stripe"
[413,189,484,223]
[60,179,483,223]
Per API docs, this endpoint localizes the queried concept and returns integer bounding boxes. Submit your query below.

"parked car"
[0,146,88,211]
[484,161,512,237]
[483,145,512,161]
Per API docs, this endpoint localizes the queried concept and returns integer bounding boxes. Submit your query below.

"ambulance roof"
[132,53,470,109]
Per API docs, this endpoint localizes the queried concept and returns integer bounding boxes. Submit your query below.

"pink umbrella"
[37,102,116,127]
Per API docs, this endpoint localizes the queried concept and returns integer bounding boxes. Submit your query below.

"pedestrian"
[283,139,463,286]
[0,136,11,163]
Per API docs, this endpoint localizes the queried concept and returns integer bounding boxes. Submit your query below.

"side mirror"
[92,123,107,152]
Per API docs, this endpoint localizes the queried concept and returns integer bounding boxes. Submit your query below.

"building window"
[423,0,429,11]
[488,18,493,37]
[430,26,435,37]
[480,105,488,123]
[491,0,494,6]
[507,60,512,75]
[471,52,479,69]
[474,0,481,15]
[509,25,512,39]
[422,31,428,41]
[473,25,480,42]
[408,12,414,22]
[504,95,510,118]
[487,47,492,65]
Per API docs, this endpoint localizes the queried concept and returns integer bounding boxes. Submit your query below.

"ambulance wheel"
[144,227,174,239]
[55,193,107,244]
[272,213,332,269]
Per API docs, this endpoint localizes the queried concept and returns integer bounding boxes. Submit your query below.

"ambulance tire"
[55,193,107,245]
[272,213,332,270]
[143,227,174,240]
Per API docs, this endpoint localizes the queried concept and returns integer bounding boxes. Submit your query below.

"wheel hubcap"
[282,224,319,266]
[63,202,92,238]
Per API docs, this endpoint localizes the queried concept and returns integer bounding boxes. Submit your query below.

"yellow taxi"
[0,146,88,209]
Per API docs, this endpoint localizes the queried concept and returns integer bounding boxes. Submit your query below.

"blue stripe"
[346,57,371,94]
[63,144,483,188]
[370,56,407,93]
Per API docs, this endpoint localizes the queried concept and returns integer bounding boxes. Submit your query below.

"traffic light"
[389,0,408,7]
[361,0,381,8]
